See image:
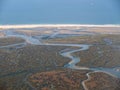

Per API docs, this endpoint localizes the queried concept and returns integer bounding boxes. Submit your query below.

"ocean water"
[0,0,120,25]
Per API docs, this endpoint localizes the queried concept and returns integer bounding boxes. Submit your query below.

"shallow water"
[0,0,120,24]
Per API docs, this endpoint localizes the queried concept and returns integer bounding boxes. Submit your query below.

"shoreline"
[1,24,120,29]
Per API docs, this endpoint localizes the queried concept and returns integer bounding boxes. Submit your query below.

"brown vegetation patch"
[44,34,120,45]
[29,70,89,90]
[0,45,70,90]
[75,45,120,68]
[84,72,120,90]
[0,37,25,46]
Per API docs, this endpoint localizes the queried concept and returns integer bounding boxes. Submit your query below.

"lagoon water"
[0,0,120,25]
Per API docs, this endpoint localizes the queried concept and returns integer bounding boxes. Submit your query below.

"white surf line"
[1,24,120,29]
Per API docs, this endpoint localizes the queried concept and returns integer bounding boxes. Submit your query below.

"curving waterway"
[0,30,120,90]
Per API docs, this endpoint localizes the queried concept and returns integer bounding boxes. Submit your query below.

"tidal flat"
[0,25,120,90]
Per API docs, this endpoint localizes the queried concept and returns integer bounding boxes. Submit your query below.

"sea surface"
[0,0,120,25]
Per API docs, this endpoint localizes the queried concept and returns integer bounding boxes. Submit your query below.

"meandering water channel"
[0,30,120,90]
